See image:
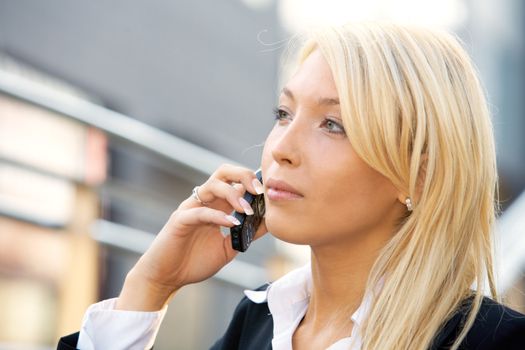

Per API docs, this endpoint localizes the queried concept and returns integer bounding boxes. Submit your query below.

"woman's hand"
[116,164,267,311]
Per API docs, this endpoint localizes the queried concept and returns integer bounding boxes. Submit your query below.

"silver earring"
[405,197,413,211]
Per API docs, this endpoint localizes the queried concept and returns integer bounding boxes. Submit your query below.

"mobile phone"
[230,169,265,252]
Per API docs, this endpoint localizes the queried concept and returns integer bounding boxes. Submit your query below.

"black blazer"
[58,292,525,349]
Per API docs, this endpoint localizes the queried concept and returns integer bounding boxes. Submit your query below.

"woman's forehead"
[280,52,340,104]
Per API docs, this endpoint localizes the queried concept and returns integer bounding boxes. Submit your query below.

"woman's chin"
[264,214,312,246]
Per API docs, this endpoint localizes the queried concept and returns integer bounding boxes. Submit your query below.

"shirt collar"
[244,264,377,350]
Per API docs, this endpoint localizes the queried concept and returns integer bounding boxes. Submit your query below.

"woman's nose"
[270,117,303,167]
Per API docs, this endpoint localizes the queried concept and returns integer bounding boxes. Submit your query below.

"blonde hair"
[294,22,499,349]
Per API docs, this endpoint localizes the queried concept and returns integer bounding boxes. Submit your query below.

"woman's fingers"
[180,181,251,214]
[173,206,241,230]
[179,165,264,212]
[204,165,263,202]
[213,164,264,195]
[206,178,253,213]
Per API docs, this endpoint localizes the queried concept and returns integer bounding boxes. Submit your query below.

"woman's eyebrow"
[281,87,339,106]
[318,97,340,106]
[281,87,295,101]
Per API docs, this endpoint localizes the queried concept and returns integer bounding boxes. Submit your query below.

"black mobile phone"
[230,169,265,252]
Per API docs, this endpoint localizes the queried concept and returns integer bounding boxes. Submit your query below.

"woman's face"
[261,50,405,248]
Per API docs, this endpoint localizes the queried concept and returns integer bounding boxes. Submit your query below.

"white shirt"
[77,298,167,350]
[77,264,369,350]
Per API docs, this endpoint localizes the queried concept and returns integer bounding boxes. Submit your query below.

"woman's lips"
[267,188,303,200]
[265,178,304,201]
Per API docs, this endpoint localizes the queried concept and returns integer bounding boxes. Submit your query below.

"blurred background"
[0,0,523,349]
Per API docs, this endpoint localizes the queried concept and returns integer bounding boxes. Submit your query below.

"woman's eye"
[272,107,346,135]
[272,107,290,121]
[322,119,346,135]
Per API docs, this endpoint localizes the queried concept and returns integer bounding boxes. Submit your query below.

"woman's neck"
[292,241,380,349]
[292,199,405,349]
[307,245,374,328]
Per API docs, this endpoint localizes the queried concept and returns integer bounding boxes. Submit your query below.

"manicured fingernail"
[225,215,240,225]
[252,178,264,194]
[239,197,254,215]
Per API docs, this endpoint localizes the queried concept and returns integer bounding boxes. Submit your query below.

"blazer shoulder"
[462,296,525,349]
[434,296,525,350]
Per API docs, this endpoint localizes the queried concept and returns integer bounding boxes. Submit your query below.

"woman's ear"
[397,193,408,206]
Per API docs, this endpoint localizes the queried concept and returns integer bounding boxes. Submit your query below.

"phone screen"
[230,169,265,252]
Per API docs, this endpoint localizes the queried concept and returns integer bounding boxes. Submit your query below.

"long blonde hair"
[294,22,499,349]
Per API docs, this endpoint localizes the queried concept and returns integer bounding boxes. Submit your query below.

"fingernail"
[239,197,254,215]
[252,178,264,195]
[225,215,241,225]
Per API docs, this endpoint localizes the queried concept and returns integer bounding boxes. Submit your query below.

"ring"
[191,186,208,205]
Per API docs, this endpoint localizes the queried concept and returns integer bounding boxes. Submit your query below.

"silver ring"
[191,186,208,205]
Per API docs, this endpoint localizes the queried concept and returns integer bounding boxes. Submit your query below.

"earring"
[405,197,413,211]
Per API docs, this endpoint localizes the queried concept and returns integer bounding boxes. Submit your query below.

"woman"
[58,22,525,349]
